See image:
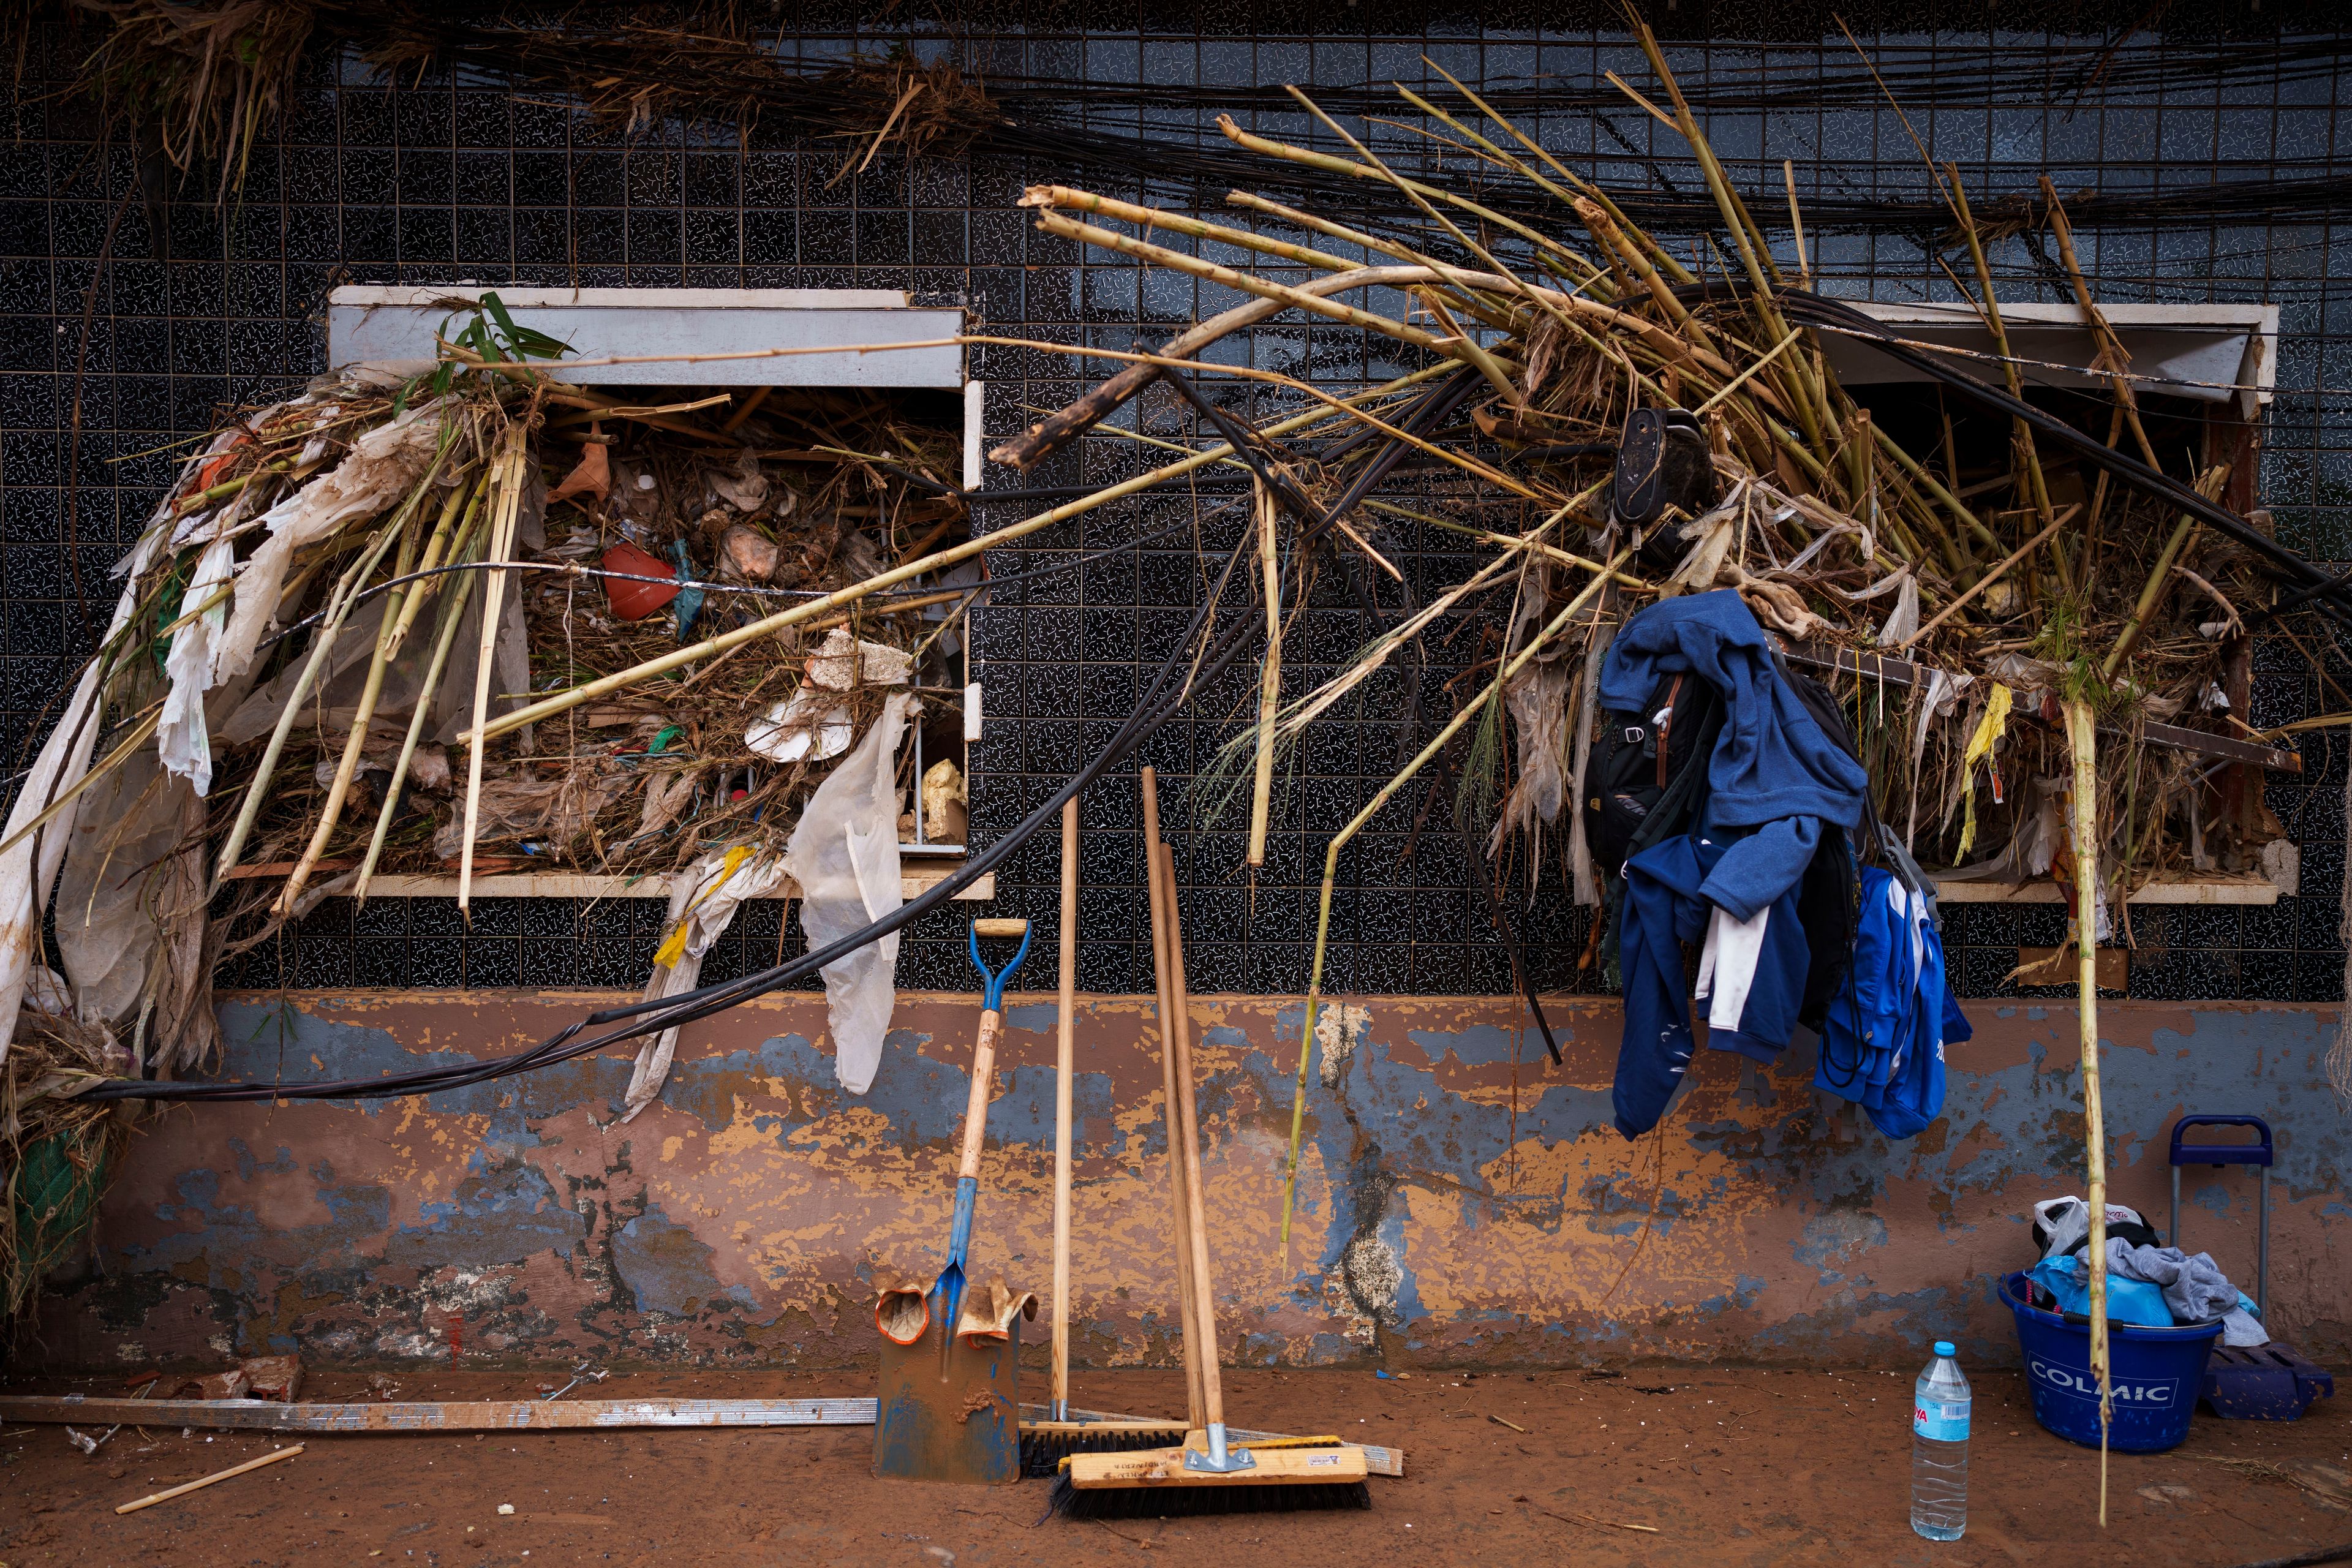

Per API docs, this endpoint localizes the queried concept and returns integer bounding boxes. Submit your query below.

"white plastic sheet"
[213,398,458,686]
[780,692,916,1095]
[157,535,237,795]
[55,752,184,1027]
[623,848,789,1122]
[0,533,157,1068]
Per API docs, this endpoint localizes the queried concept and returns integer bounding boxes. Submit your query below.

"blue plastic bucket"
[2002,1272,2222,1452]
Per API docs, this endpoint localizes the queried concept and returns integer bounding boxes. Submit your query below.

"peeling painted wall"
[29,992,2346,1372]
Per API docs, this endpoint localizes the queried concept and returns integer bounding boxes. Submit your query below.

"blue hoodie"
[1814,865,1968,1139]
[1598,591,1869,919]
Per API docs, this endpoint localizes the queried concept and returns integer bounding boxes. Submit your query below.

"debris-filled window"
[26,300,983,1088]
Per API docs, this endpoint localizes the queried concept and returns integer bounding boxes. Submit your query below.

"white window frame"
[318,285,991,903]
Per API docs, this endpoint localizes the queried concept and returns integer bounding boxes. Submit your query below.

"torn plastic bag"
[0,530,159,1067]
[213,398,464,685]
[215,565,528,753]
[157,535,237,794]
[623,846,788,1123]
[55,751,184,1027]
[782,692,917,1095]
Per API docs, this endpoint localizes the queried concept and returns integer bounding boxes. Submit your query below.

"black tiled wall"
[4,14,2347,1001]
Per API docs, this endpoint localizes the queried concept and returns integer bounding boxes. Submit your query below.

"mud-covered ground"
[3,1365,2343,1566]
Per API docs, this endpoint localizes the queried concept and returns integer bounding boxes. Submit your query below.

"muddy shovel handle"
[959,1008,1001,1181]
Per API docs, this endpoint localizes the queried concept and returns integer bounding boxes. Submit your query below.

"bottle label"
[1914,1400,1969,1442]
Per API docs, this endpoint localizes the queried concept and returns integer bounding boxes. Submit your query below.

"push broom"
[1049,772,1371,1518]
[1020,790,1193,1474]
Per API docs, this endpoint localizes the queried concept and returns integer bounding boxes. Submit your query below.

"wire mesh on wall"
[1,14,2345,1001]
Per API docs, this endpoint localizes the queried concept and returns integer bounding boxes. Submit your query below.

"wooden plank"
[359,869,992,902]
[1934,872,2280,907]
[0,1395,875,1433]
[2140,719,2301,774]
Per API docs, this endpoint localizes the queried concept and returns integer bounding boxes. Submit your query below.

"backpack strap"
[1654,674,1686,788]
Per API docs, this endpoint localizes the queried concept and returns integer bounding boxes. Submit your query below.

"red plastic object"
[601,541,680,620]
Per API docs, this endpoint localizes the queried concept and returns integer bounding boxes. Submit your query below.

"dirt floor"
[2,1364,2345,1566]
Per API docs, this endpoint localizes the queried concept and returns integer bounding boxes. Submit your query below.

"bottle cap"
[1933,1340,1956,1357]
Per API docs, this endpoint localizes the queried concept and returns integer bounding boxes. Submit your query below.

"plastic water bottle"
[1910,1340,1970,1540]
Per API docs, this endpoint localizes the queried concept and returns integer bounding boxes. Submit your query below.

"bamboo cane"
[1417,55,1691,284]
[1215,115,1596,280]
[1629,26,1831,464]
[1029,210,1464,358]
[1279,83,1563,386]
[2064,697,2112,1527]
[353,490,494,903]
[2041,177,2162,472]
[271,458,481,918]
[1279,546,1631,1250]
[1247,480,1282,873]
[1945,165,2063,577]
[1020,184,1356,272]
[2103,465,2230,679]
[458,431,530,915]
[466,365,1457,747]
[210,515,410,892]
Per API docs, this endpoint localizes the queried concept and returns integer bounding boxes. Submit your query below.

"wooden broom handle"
[1051,795,1079,1411]
[958,1008,1001,1182]
[1140,767,1207,1431]
[1158,836,1226,1432]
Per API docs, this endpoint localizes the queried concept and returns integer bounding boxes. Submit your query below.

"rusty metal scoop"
[872,917,1031,1485]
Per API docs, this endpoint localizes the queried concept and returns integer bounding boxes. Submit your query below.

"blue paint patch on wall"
[383,1159,585,1273]
[613,1205,735,1317]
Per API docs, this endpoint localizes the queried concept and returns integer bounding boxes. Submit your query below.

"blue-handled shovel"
[873,916,1033,1485]
[935,916,1033,1340]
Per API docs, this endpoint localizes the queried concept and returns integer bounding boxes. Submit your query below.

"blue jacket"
[1814,866,1967,1139]
[1599,592,1869,919]
[1613,831,1811,1139]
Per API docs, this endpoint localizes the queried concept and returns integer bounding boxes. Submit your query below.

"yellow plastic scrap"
[652,843,756,968]
[1956,683,2014,861]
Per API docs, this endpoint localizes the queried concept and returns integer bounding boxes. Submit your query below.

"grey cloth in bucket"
[2108,1240,2269,1347]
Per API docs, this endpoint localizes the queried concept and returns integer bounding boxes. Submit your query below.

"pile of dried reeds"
[952,29,2339,1271]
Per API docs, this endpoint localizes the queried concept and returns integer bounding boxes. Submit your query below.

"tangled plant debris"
[9,22,2349,1395]
[0,296,987,1251]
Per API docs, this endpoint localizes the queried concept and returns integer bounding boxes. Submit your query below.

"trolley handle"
[2168,1114,2273,1169]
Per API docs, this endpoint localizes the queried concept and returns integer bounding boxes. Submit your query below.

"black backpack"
[1581,669,1725,881]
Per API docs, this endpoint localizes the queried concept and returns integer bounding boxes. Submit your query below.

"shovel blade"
[873,1313,1022,1485]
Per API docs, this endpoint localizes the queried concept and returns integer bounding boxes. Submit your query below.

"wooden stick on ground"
[116,1443,302,1515]
[2064,697,2113,1526]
